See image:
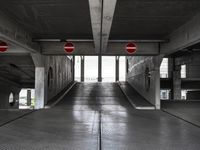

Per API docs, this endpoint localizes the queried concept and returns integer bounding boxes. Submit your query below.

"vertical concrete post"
[72,56,75,81]
[168,58,174,79]
[98,55,102,82]
[154,56,163,109]
[173,65,181,100]
[27,90,31,106]
[116,56,119,82]
[31,53,46,109]
[154,66,161,109]
[126,57,129,74]
[35,67,45,109]
[81,56,85,82]
[14,91,20,109]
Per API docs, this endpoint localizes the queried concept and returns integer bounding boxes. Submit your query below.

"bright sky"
[75,56,126,82]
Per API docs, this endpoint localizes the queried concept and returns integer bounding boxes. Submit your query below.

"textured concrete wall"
[126,56,162,109]
[44,56,73,104]
[175,52,200,78]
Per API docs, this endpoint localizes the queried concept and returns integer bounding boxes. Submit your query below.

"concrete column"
[13,91,20,109]
[31,53,46,109]
[81,56,85,82]
[35,67,45,109]
[115,56,119,82]
[27,90,31,106]
[172,65,181,100]
[168,58,174,78]
[72,56,75,81]
[154,66,161,109]
[98,55,102,82]
[126,57,129,74]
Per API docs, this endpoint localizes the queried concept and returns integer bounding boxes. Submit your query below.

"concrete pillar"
[154,66,161,109]
[115,56,119,82]
[126,57,129,74]
[98,55,102,82]
[81,56,85,82]
[72,56,75,81]
[14,91,20,109]
[27,90,31,106]
[172,65,181,100]
[35,67,45,109]
[168,58,174,78]
[31,53,46,109]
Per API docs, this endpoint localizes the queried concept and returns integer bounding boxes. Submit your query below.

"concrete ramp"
[118,82,155,110]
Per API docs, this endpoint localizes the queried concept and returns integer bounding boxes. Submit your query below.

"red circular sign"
[64,42,74,53]
[0,41,8,52]
[126,42,137,54]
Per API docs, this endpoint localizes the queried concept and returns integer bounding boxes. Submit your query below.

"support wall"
[127,56,163,109]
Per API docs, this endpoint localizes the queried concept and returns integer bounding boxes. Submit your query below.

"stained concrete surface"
[0,110,32,126]
[0,83,200,150]
[162,100,200,127]
[118,81,155,109]
[127,56,161,109]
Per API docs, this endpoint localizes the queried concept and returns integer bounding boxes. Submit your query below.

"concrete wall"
[161,52,200,100]
[0,55,73,109]
[126,56,162,109]
[187,91,200,100]
[175,52,200,78]
[44,56,73,104]
[0,81,21,109]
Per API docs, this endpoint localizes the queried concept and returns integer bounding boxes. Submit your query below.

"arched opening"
[9,92,15,106]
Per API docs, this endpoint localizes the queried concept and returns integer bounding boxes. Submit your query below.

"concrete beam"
[42,42,96,55]
[101,0,117,53]
[106,42,159,55]
[161,13,200,55]
[88,0,102,53]
[31,53,44,67]
[41,42,159,55]
[0,11,40,53]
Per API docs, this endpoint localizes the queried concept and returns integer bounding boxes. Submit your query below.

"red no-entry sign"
[0,41,8,52]
[64,42,74,53]
[126,42,137,54]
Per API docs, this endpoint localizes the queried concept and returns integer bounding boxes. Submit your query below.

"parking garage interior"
[0,0,200,149]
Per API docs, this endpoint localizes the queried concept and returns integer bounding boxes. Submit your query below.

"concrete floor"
[0,83,200,150]
[162,100,200,127]
[0,109,32,126]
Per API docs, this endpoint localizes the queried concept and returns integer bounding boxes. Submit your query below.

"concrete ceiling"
[1,0,200,41]
[0,0,92,39]
[169,42,200,58]
[110,0,200,40]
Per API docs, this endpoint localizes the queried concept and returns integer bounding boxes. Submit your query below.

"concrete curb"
[117,81,155,110]
[45,82,77,108]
